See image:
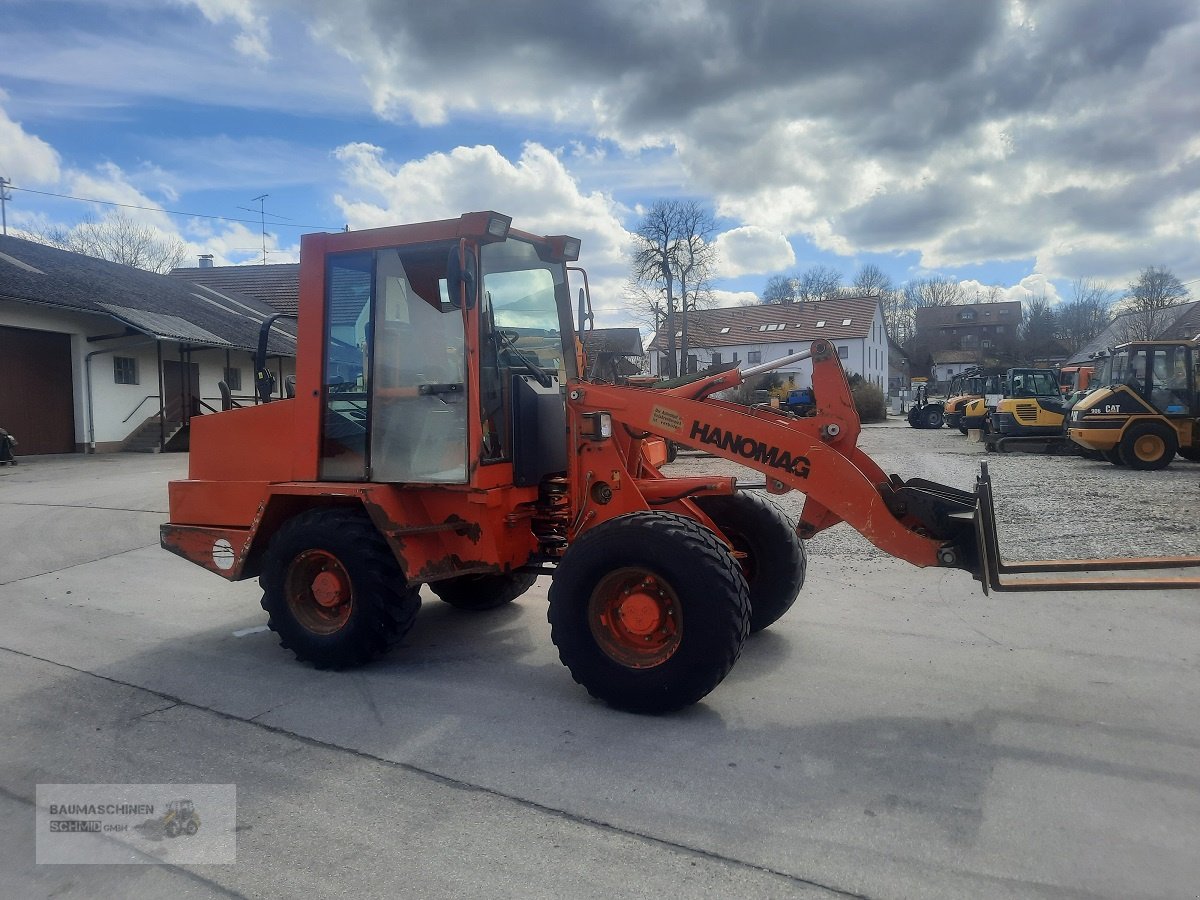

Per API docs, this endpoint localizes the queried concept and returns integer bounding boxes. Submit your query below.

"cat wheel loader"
[160,213,1200,713]
[1068,340,1199,470]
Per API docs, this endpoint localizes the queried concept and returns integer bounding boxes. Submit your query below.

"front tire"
[548,512,750,713]
[1119,422,1177,470]
[694,493,805,633]
[1178,446,1200,462]
[260,509,421,669]
[430,571,538,610]
[924,407,944,428]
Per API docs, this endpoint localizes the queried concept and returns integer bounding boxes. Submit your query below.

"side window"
[319,253,373,480]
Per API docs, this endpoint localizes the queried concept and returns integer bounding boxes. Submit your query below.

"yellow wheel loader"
[1068,340,1199,470]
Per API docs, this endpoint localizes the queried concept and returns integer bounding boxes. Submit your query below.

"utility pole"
[0,178,11,236]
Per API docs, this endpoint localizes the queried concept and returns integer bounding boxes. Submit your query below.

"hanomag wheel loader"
[160,213,1200,713]
[1068,340,1200,469]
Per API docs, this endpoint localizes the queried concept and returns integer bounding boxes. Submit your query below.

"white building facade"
[647,296,890,392]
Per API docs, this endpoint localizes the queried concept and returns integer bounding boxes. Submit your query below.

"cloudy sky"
[1,0,1198,324]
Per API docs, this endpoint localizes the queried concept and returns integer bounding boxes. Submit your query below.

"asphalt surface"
[1,430,1198,899]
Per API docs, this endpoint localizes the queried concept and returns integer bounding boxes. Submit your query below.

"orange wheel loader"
[161,212,1200,713]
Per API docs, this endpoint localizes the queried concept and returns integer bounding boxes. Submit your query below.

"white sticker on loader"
[212,539,235,571]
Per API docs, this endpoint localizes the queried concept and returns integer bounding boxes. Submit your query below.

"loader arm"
[571,340,974,571]
[568,339,1200,593]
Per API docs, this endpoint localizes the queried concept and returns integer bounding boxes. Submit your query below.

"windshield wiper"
[497,330,554,388]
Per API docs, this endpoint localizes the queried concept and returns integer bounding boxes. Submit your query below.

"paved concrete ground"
[1,445,1198,899]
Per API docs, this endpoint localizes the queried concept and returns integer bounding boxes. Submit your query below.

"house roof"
[582,327,644,356]
[0,236,295,355]
[1063,300,1199,365]
[169,263,300,315]
[646,296,880,352]
[932,350,980,365]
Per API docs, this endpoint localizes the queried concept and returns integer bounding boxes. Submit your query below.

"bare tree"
[1117,265,1190,341]
[879,289,913,346]
[852,263,894,298]
[761,274,798,304]
[31,212,187,274]
[629,200,718,377]
[797,265,842,302]
[904,276,964,308]
[1058,278,1115,353]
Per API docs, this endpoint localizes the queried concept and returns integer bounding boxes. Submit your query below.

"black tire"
[165,820,180,838]
[260,508,421,669]
[185,819,199,836]
[430,571,538,610]
[665,441,679,463]
[958,425,968,435]
[907,407,923,428]
[1178,446,1200,462]
[1119,422,1177,471]
[1102,447,1125,466]
[547,512,750,714]
[694,493,805,633]
[924,407,944,428]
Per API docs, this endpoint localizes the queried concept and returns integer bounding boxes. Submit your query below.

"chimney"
[198,254,214,269]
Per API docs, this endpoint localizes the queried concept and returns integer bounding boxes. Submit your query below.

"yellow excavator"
[1068,340,1199,469]
[983,368,1073,453]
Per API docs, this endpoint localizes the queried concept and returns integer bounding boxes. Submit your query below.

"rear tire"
[924,407,944,428]
[430,572,538,610]
[1119,422,1177,470]
[695,493,805,633]
[1102,447,1124,466]
[1178,446,1200,462]
[548,512,750,714]
[260,509,421,669]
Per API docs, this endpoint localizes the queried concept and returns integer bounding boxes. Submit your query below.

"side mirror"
[446,242,477,310]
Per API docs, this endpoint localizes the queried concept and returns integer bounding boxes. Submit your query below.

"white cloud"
[332,141,635,322]
[184,0,272,61]
[713,226,794,278]
[0,94,61,185]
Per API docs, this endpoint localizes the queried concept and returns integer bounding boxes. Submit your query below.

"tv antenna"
[237,194,293,265]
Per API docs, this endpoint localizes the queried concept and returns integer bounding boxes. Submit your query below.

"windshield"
[481,238,576,382]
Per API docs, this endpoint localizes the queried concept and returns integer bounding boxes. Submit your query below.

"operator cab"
[316,228,578,486]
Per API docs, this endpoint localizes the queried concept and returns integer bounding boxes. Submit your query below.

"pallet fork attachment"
[968,463,1200,593]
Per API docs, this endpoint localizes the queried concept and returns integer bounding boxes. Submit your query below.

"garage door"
[0,325,76,455]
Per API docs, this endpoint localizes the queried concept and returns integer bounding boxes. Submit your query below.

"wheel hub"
[311,570,349,607]
[589,570,682,668]
[286,549,354,634]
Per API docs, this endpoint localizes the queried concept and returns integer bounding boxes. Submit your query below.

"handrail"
[122,394,161,424]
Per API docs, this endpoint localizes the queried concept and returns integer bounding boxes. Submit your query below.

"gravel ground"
[666,414,1200,565]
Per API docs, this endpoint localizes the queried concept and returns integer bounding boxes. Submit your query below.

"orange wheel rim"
[286,549,353,634]
[589,568,682,668]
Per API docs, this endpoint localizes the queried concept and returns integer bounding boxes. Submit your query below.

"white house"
[0,236,295,455]
[646,296,890,391]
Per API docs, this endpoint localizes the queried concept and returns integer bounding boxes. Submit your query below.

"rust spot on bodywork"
[443,514,482,543]
[414,555,500,582]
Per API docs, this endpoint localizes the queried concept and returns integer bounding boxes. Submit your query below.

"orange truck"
[160,212,1200,712]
